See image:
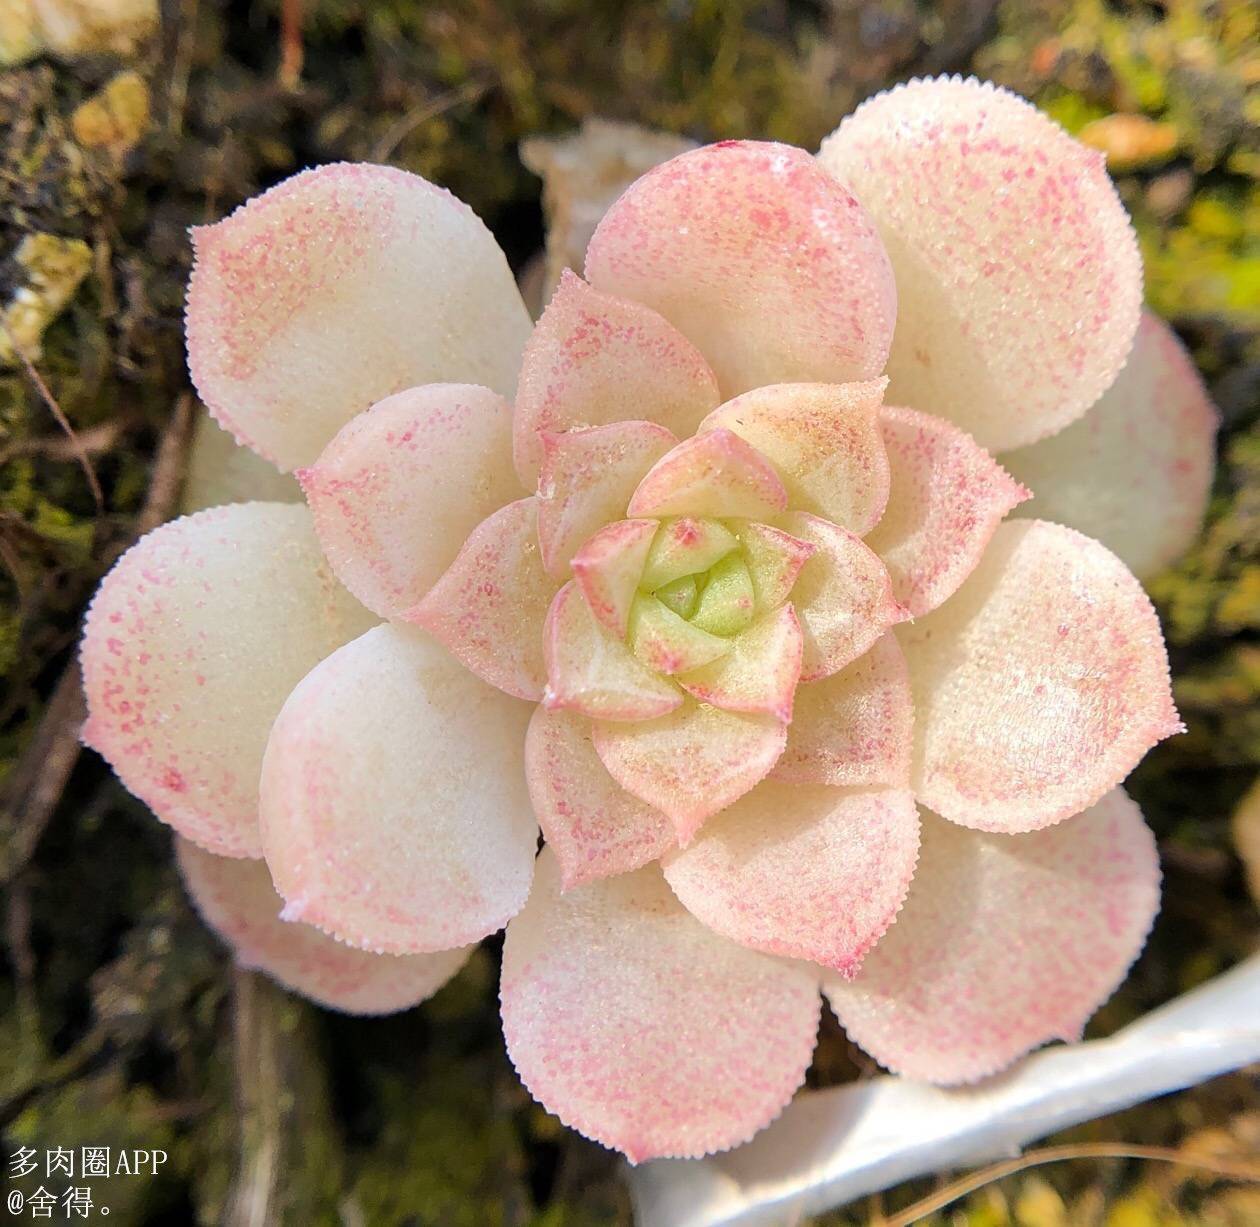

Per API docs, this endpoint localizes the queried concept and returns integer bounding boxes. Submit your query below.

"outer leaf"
[865,405,1028,617]
[819,76,1143,451]
[775,634,913,789]
[501,850,821,1162]
[826,792,1160,1083]
[586,141,896,397]
[81,503,374,859]
[187,163,530,470]
[177,838,472,1015]
[259,625,538,955]
[1002,311,1218,579]
[299,383,521,618]
[902,519,1180,832]
[525,706,675,889]
[664,782,919,973]
[786,512,907,681]
[514,271,720,485]
[407,498,556,701]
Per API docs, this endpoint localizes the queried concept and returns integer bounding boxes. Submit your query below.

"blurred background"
[0,1,1257,1223]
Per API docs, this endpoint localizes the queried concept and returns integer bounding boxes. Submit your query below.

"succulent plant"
[81,77,1217,1163]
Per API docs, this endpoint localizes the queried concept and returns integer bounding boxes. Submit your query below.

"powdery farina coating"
[501,849,822,1162]
[187,162,531,471]
[536,420,677,576]
[865,405,1030,617]
[825,791,1160,1082]
[525,705,676,889]
[662,780,920,972]
[542,578,684,720]
[586,141,897,399]
[773,633,913,789]
[176,836,472,1015]
[259,624,537,955]
[1002,311,1219,580]
[513,270,719,485]
[408,498,553,700]
[700,381,892,534]
[903,519,1181,832]
[593,700,787,844]
[81,502,373,858]
[819,76,1143,452]
[299,383,521,620]
[80,83,1217,1160]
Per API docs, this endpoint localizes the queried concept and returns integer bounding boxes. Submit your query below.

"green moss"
[7,1074,181,1223]
[1149,425,1260,646]
[1039,87,1109,133]
[350,1068,528,1227]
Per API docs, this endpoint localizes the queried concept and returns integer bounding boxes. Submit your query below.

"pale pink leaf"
[585,141,896,398]
[903,519,1181,832]
[865,405,1029,617]
[187,163,530,471]
[299,383,523,619]
[407,498,556,701]
[176,837,472,1015]
[628,595,731,677]
[701,381,891,534]
[736,521,815,609]
[81,503,375,859]
[628,429,788,520]
[571,518,659,638]
[514,271,720,485]
[775,633,913,789]
[181,410,301,512]
[593,701,786,844]
[826,791,1160,1083]
[1003,311,1219,579]
[785,512,907,681]
[526,706,675,889]
[536,421,677,576]
[501,849,821,1162]
[640,516,739,590]
[664,782,919,973]
[543,581,682,721]
[679,603,804,722]
[259,624,537,954]
[819,76,1143,451]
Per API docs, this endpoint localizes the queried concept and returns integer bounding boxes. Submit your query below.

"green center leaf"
[640,517,738,590]
[689,553,756,636]
[654,574,699,619]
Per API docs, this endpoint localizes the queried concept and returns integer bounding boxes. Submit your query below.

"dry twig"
[136,391,195,534]
[0,659,88,886]
[371,80,491,162]
[1,320,104,514]
[881,1142,1260,1226]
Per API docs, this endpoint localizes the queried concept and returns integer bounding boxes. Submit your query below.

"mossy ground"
[0,2,1256,1223]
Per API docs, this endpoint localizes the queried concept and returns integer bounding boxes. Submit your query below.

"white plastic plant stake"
[630,952,1260,1227]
